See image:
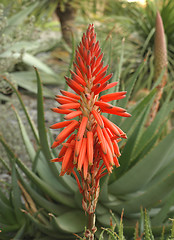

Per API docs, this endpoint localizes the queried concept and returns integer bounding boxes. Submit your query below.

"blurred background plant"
[0,0,174,239]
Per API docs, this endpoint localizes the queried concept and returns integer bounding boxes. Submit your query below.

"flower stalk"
[50,24,130,238]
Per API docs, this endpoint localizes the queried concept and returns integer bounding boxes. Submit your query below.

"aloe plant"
[0,28,174,240]
[0,1,63,98]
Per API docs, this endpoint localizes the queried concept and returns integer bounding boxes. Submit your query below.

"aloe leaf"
[15,157,76,208]
[10,71,63,85]
[115,108,149,178]
[0,157,10,171]
[106,172,174,214]
[1,77,39,144]
[120,87,156,133]
[132,98,174,161]
[22,212,64,238]
[97,212,116,228]
[5,2,39,31]
[12,223,26,240]
[52,210,87,233]
[11,163,24,224]
[13,106,67,193]
[141,28,155,56]
[35,68,52,161]
[0,199,16,224]
[0,134,16,161]
[99,175,110,202]
[96,202,109,216]
[131,126,164,167]
[152,189,174,225]
[120,61,145,110]
[109,129,174,195]
[12,74,54,97]
[0,188,10,206]
[147,141,174,188]
[23,53,56,76]
[32,148,41,172]
[0,223,20,233]
[19,176,69,216]
[35,154,73,194]
[0,52,56,76]
[13,107,36,161]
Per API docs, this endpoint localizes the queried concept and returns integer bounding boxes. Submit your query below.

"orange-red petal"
[91,109,104,129]
[51,108,73,114]
[77,116,88,141]
[59,134,76,157]
[64,110,82,120]
[100,115,121,137]
[100,91,127,102]
[77,138,87,171]
[59,102,80,110]
[50,121,73,129]
[56,120,79,142]
[96,125,107,154]
[60,89,80,100]
[87,131,93,165]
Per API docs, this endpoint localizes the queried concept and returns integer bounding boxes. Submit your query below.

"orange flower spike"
[77,116,88,141]
[105,141,114,165]
[100,150,112,173]
[83,154,89,180]
[100,91,127,102]
[103,82,118,91]
[96,125,107,154]
[102,128,115,157]
[51,25,131,219]
[91,109,104,129]
[55,95,79,103]
[70,70,86,86]
[51,140,61,149]
[77,138,87,171]
[96,73,113,85]
[72,169,83,193]
[51,108,73,114]
[59,134,76,158]
[64,110,82,120]
[55,98,74,105]
[74,138,83,162]
[59,102,80,110]
[113,155,120,168]
[50,120,73,129]
[60,89,81,100]
[61,141,75,173]
[51,157,63,162]
[101,115,121,137]
[113,140,121,157]
[55,120,79,142]
[87,131,93,165]
[95,101,126,113]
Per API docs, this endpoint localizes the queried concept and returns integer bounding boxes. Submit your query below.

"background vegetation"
[0,0,174,239]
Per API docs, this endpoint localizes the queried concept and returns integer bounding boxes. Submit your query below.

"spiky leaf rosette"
[50,24,130,194]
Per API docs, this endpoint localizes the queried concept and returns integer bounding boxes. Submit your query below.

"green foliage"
[0,59,173,239]
[94,0,174,96]
[0,4,174,238]
[0,1,62,97]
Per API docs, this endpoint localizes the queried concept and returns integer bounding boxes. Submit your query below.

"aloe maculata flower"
[51,24,130,237]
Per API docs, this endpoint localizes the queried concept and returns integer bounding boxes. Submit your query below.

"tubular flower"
[51,24,130,216]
